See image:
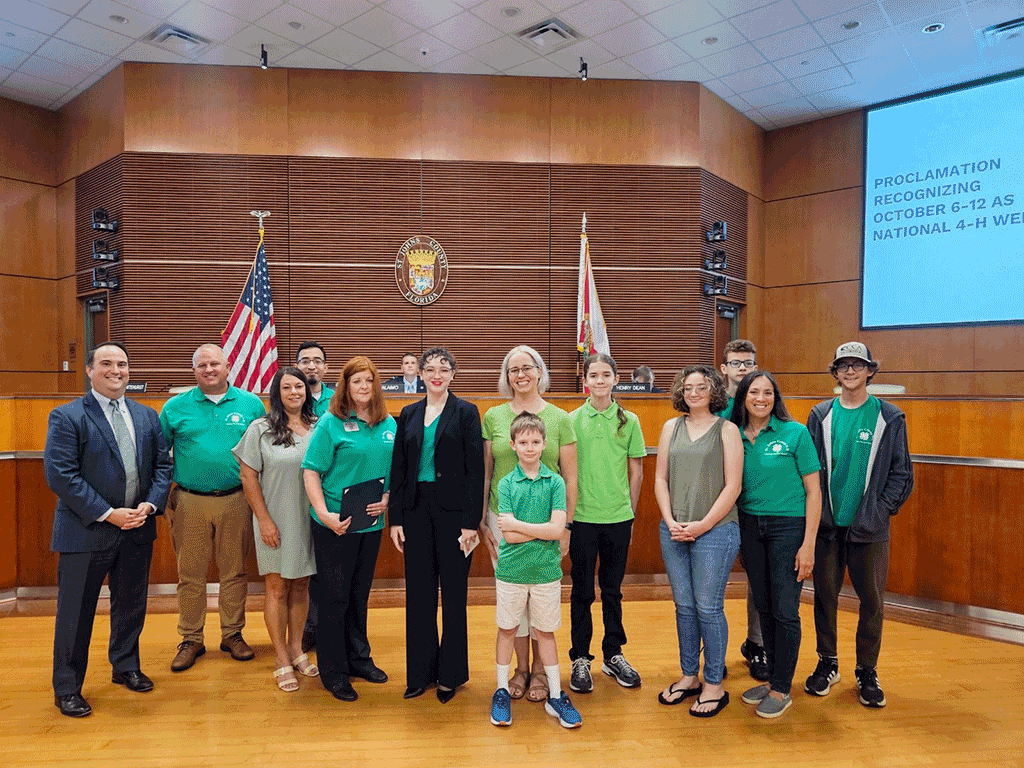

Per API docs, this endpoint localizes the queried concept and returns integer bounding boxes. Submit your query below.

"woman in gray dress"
[234,366,318,691]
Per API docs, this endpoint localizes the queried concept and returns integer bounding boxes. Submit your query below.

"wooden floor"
[3,599,1023,768]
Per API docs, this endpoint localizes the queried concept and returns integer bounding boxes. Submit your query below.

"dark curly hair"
[671,365,728,414]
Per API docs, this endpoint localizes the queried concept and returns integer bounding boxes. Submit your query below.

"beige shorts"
[495,579,562,634]
[489,509,531,637]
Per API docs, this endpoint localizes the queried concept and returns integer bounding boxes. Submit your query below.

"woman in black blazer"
[388,347,484,703]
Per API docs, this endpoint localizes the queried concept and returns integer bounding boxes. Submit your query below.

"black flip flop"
[689,690,730,717]
[658,682,703,705]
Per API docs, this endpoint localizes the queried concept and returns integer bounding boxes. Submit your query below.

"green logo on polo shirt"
[227,412,246,425]
[765,440,789,456]
[856,428,873,443]
[383,430,395,442]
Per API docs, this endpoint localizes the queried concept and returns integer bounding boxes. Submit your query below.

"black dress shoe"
[403,686,427,699]
[330,676,358,702]
[349,664,388,684]
[112,670,154,692]
[55,693,91,718]
[436,686,457,704]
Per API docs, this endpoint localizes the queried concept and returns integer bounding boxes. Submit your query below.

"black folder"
[341,477,385,533]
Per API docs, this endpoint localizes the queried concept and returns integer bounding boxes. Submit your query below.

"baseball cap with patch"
[832,341,875,366]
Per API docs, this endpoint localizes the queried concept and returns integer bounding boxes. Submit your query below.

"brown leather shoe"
[170,640,206,672]
[220,633,255,661]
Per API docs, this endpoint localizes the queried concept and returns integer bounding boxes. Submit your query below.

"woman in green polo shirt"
[731,371,821,719]
[302,356,396,703]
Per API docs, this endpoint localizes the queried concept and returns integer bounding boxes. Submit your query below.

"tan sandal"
[526,671,549,703]
[508,669,529,700]
[274,665,299,692]
[292,653,319,677]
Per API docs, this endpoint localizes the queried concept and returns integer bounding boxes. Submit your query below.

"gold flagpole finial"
[250,210,270,234]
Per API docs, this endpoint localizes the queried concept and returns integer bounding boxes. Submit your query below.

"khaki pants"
[169,486,251,643]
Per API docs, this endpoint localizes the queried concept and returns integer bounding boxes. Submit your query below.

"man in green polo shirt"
[160,344,266,673]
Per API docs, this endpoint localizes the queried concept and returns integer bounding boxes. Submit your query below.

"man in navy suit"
[44,342,172,717]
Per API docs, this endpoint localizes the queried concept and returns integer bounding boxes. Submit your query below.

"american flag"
[221,229,278,393]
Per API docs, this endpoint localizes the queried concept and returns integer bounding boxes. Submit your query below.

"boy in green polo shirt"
[490,413,581,730]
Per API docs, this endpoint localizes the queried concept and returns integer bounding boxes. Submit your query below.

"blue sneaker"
[490,688,512,726]
[545,691,582,729]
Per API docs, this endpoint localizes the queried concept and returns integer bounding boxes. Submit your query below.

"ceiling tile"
[907,35,984,78]
[167,1,249,41]
[592,17,667,57]
[0,64,14,79]
[697,41,765,76]
[539,0,579,11]
[0,0,71,35]
[880,0,960,27]
[739,78,797,105]
[0,21,50,53]
[118,0,190,16]
[621,0,678,12]
[656,57,713,80]
[469,36,538,69]
[506,57,573,76]
[223,24,298,60]
[707,0,775,15]
[427,11,502,50]
[722,91,751,110]
[790,62,854,95]
[342,6,418,48]
[546,39,617,72]
[674,20,746,58]
[357,48,422,71]
[429,52,496,74]
[751,23,825,59]
[588,58,644,78]
[845,48,914,83]
[0,43,32,70]
[56,17,133,54]
[36,36,112,70]
[645,0,725,39]
[274,46,345,68]
[389,31,458,67]
[772,45,839,78]
[254,4,336,45]
[286,0,373,27]
[895,10,974,51]
[198,0,283,24]
[622,39,690,74]
[470,0,552,34]
[702,76,733,96]
[76,0,161,38]
[2,71,72,102]
[308,26,380,65]
[756,95,817,119]
[195,42,255,64]
[120,39,191,61]
[381,0,464,30]
[743,108,775,128]
[19,52,94,85]
[559,0,639,38]
[729,0,806,41]
[829,26,898,63]
[33,0,89,13]
[804,81,872,110]
[967,0,1024,30]
[719,60,782,91]
[790,0,864,22]
[813,3,892,44]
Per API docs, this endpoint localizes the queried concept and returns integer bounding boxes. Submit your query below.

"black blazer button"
[436,471,442,478]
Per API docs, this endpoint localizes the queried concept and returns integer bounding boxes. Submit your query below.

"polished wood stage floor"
[3,598,1022,768]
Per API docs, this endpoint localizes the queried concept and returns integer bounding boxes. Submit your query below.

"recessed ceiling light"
[503,7,520,18]
[702,36,718,45]
[842,20,860,31]
[109,14,129,24]
[288,21,304,30]
[4,31,14,37]
[800,60,809,65]
[923,22,945,34]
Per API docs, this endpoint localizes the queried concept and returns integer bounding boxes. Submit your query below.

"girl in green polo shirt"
[731,371,821,720]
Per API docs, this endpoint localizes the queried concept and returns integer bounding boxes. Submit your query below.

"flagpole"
[576,212,586,394]
[249,211,270,332]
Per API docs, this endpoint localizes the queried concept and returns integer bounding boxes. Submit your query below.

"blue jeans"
[659,519,739,685]
[739,512,806,695]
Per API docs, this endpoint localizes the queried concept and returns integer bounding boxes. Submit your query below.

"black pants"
[813,527,889,668]
[53,537,153,696]
[311,524,382,691]
[568,519,633,662]
[740,512,805,695]
[303,572,319,634]
[402,483,472,689]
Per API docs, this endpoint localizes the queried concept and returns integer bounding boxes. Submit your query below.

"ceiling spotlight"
[702,36,718,45]
[260,43,268,70]
[579,56,588,82]
[4,31,14,37]
[842,20,860,31]
[503,6,520,18]
[288,21,304,30]
[923,22,945,33]
[109,14,128,24]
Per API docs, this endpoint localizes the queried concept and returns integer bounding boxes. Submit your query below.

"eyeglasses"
[422,367,453,376]
[507,365,538,376]
[834,361,868,372]
[298,357,325,366]
[682,384,710,394]
[726,359,756,369]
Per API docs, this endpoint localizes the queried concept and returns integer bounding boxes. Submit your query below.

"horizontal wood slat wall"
[74,153,746,390]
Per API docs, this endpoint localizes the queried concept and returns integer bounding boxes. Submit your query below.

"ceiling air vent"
[517,18,580,53]
[143,24,212,57]
[979,16,1024,48]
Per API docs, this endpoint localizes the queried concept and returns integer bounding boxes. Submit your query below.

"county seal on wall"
[395,235,449,305]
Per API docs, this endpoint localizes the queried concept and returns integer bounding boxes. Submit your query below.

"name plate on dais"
[395,235,449,306]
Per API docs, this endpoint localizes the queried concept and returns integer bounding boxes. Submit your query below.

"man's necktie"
[110,401,139,507]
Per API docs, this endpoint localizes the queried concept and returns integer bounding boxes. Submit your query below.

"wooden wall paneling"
[625,455,664,574]
[550,79,700,167]
[0,460,16,588]
[0,277,58,380]
[123,63,289,156]
[763,187,863,287]
[763,110,863,201]
[56,66,124,185]
[15,459,56,587]
[0,95,56,186]
[762,282,859,375]
[746,193,764,288]
[698,85,764,198]
[55,180,82,389]
[0,177,57,279]
[969,466,1024,614]
[742,285,763,354]
[973,324,1024,372]
[287,69,422,160]
[421,75,551,163]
